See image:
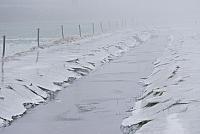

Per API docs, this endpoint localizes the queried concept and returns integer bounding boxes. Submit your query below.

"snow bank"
[121,29,200,134]
[0,30,151,127]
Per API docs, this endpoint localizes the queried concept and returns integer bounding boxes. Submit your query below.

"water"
[0,33,166,134]
[0,21,107,57]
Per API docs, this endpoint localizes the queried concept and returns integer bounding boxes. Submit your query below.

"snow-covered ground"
[0,30,151,127]
[121,27,200,134]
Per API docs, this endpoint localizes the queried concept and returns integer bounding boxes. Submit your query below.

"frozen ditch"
[121,28,200,134]
[0,30,151,127]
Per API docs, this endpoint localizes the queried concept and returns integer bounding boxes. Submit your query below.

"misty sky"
[0,0,199,24]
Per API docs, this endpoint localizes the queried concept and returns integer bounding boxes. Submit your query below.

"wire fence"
[0,20,128,58]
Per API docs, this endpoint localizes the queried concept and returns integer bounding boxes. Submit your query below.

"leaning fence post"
[2,35,6,58]
[100,22,103,33]
[78,24,82,38]
[92,23,95,35]
[61,25,65,39]
[37,28,40,47]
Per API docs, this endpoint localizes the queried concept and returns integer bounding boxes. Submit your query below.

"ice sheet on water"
[0,30,151,127]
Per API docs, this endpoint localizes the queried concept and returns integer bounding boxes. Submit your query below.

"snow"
[164,114,185,134]
[121,27,200,134]
[0,30,151,127]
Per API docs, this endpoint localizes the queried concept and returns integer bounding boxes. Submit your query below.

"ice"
[164,114,185,134]
[0,30,151,127]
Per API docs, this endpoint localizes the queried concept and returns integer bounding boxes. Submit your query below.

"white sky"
[0,0,199,24]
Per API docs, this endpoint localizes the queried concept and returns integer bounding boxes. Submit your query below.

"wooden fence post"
[61,25,65,39]
[116,21,119,29]
[2,35,6,58]
[108,21,111,31]
[100,22,103,33]
[79,24,82,38]
[121,19,124,28]
[92,23,95,35]
[125,19,127,28]
[37,28,40,47]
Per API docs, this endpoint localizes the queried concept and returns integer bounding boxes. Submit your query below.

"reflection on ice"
[1,60,4,85]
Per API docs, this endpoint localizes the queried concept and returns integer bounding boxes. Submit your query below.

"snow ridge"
[121,29,200,134]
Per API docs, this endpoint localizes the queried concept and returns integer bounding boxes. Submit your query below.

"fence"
[0,20,128,58]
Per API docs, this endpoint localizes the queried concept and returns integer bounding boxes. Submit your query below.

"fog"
[0,0,200,24]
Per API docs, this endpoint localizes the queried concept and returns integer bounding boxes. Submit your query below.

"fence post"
[92,23,95,35]
[124,19,127,28]
[61,25,65,39]
[2,35,6,58]
[116,21,119,30]
[108,21,111,31]
[100,22,103,33]
[78,24,82,38]
[37,28,40,47]
[121,19,124,28]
